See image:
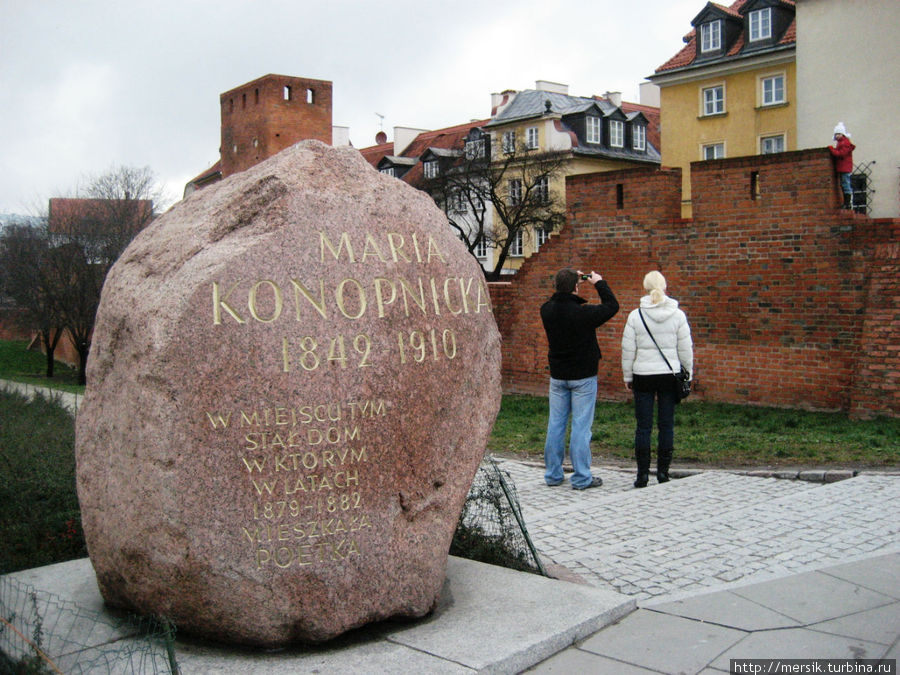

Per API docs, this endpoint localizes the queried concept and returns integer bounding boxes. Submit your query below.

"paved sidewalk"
[495,459,900,673]
[0,378,82,414]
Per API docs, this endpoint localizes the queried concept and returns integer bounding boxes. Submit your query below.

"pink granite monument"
[75,141,502,645]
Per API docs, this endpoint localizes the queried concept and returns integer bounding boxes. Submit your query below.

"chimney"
[536,80,569,95]
[393,126,429,156]
[491,90,518,117]
[604,91,623,107]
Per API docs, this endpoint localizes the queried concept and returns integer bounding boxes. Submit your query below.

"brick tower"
[219,74,333,177]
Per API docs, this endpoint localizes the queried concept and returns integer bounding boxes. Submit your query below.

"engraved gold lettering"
[361,234,387,262]
[205,411,231,429]
[212,281,246,325]
[335,278,366,319]
[374,278,396,318]
[290,278,327,319]
[399,277,426,316]
[248,280,283,323]
[319,232,354,262]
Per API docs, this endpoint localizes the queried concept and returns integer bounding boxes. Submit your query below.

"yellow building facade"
[650,0,797,217]
[483,83,661,274]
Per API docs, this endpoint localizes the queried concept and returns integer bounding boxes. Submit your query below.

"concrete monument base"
[6,556,634,674]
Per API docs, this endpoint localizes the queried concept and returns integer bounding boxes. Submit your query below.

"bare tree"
[0,223,67,377]
[50,166,162,384]
[423,139,568,280]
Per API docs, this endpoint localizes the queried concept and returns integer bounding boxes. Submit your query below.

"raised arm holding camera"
[540,267,619,490]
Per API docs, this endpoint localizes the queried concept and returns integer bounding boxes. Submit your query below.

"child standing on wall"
[829,122,856,210]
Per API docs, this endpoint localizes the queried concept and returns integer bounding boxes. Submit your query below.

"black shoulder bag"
[638,309,691,400]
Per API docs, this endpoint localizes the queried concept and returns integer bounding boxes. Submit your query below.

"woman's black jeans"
[633,385,677,452]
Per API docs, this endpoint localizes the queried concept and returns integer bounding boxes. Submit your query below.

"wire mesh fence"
[0,574,178,675]
[451,456,548,576]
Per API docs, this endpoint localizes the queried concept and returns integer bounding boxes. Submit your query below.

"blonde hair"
[643,270,667,305]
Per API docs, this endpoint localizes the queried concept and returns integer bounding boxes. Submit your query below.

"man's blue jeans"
[544,376,597,488]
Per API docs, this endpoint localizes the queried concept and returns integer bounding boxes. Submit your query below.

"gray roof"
[485,90,618,127]
[485,89,660,164]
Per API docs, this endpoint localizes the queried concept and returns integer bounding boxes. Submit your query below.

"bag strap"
[638,309,676,374]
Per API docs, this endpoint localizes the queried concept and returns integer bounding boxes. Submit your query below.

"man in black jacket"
[540,268,618,489]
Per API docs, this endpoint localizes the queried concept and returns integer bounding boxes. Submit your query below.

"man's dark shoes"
[634,473,649,488]
[573,477,603,490]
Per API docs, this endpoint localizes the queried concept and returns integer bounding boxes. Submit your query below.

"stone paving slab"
[495,459,900,601]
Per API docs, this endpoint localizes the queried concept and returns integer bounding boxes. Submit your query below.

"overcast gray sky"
[0,0,701,214]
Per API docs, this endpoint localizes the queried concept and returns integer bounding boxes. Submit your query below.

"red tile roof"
[358,119,490,186]
[656,0,794,74]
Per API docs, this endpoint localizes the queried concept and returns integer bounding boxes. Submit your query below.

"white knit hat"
[834,122,847,136]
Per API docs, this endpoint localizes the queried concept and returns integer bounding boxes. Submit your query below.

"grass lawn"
[0,339,84,394]
[490,394,899,469]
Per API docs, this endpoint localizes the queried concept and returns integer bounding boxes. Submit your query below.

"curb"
[505,458,899,484]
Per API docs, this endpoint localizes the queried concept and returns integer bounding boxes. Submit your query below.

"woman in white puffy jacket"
[621,271,693,488]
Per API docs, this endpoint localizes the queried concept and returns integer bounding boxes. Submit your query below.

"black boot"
[657,448,673,484]
[634,447,650,488]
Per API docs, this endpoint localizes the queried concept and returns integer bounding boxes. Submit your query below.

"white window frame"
[761,74,785,106]
[508,179,522,206]
[502,130,516,154]
[749,7,772,42]
[535,227,549,250]
[534,176,549,204]
[702,142,725,160]
[525,126,539,150]
[702,85,725,116]
[474,237,488,259]
[510,230,524,257]
[423,160,439,179]
[700,20,721,53]
[586,116,601,144]
[633,124,646,151]
[609,120,624,148]
[380,167,395,177]
[760,134,785,154]
[465,138,485,159]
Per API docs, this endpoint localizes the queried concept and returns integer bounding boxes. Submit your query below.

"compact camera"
[580,274,590,280]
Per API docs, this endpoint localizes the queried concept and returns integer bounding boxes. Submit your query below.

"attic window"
[283,86,292,101]
[465,138,485,159]
[424,160,439,179]
[700,20,721,53]
[306,88,314,104]
[586,116,601,144]
[380,167,396,177]
[633,125,646,151]
[749,8,772,41]
[610,120,624,148]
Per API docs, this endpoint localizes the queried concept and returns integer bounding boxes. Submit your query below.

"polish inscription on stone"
[75,141,502,646]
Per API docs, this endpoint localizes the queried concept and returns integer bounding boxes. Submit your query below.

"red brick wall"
[220,75,332,177]
[490,149,900,418]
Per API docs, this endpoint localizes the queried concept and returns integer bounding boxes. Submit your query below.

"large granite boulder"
[75,140,502,646]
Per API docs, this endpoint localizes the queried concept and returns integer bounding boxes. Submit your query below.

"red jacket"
[829,136,855,173]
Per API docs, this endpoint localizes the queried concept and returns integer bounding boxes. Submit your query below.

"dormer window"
[700,20,721,53]
[749,7,772,42]
[380,167,395,177]
[633,125,646,151]
[609,120,624,148]
[465,138,485,159]
[586,116,602,144]
[424,160,439,179]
